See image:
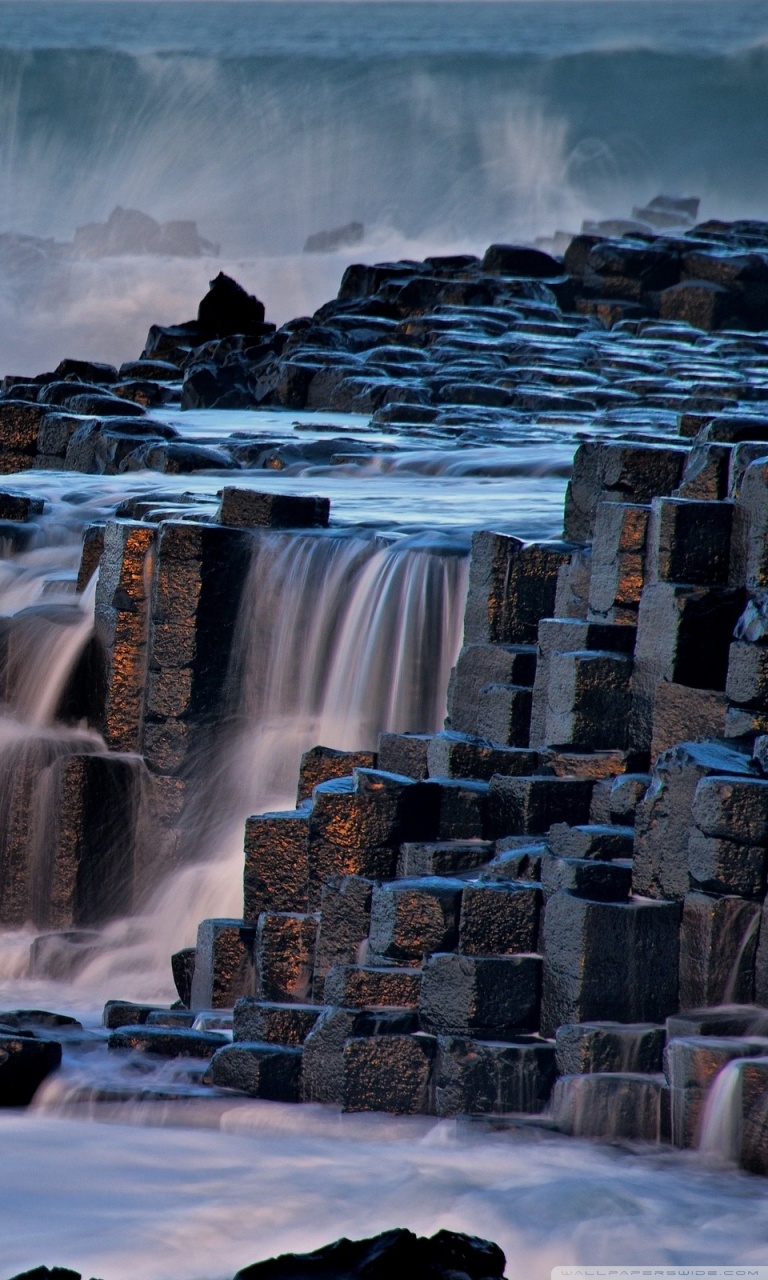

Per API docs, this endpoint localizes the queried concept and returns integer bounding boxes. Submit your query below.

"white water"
[699,1062,745,1165]
[72,529,468,999]
[3,1102,768,1280]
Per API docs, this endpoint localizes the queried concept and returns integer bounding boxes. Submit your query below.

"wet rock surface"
[10,216,768,1178]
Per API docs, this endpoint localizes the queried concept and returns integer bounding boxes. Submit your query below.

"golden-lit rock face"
[342,1034,436,1114]
[191,919,257,1009]
[464,532,572,646]
[256,912,318,1003]
[94,520,156,752]
[243,811,311,920]
[323,963,421,1009]
[368,880,463,966]
[297,746,377,804]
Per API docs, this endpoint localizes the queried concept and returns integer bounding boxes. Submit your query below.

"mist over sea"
[1,0,767,371]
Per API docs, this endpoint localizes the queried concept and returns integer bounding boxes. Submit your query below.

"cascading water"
[76,529,468,998]
[698,1060,746,1164]
[0,549,108,949]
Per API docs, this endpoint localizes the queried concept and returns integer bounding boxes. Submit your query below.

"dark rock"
[458,881,540,955]
[76,523,105,592]
[377,732,432,780]
[551,1072,669,1142]
[564,440,687,543]
[540,851,632,903]
[233,999,321,1046]
[529,618,636,750]
[119,358,181,381]
[234,1227,505,1280]
[651,683,729,759]
[632,741,756,900]
[218,488,330,529]
[255,912,317,1004]
[481,244,562,278]
[142,321,202,364]
[304,222,365,254]
[540,892,680,1036]
[555,1022,665,1075]
[463,533,574,645]
[0,401,50,458]
[307,769,440,908]
[659,279,737,330]
[547,823,634,861]
[66,393,147,417]
[137,441,238,473]
[171,948,196,1007]
[420,952,541,1038]
[368,878,464,965]
[108,1025,228,1056]
[102,1000,166,1029]
[244,810,310,919]
[679,891,761,1007]
[435,1035,555,1116]
[426,732,538,783]
[197,273,267,340]
[397,840,492,878]
[301,1007,419,1105]
[297,746,376,804]
[488,775,593,839]
[0,1034,62,1105]
[53,358,118,384]
[190,918,256,1009]
[313,875,374,997]
[208,1041,302,1100]
[631,584,745,752]
[342,1033,437,1114]
[645,496,733,587]
[323,964,421,1009]
[0,492,44,521]
[0,1009,81,1031]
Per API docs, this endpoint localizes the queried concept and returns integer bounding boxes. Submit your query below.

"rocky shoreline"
[4,216,768,1175]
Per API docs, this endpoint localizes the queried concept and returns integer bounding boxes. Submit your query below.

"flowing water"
[3,1,768,1274]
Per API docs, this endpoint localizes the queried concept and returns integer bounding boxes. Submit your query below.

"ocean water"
[1,0,768,371]
[1,4,768,1277]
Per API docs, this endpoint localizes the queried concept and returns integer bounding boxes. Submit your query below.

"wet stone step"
[555,1021,665,1075]
[232,998,322,1046]
[301,1006,420,1105]
[323,963,422,1008]
[107,1026,229,1057]
[207,1041,302,1101]
[550,1072,670,1142]
[0,1034,62,1105]
[396,840,493,878]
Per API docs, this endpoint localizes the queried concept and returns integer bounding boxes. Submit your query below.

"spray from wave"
[2,38,768,371]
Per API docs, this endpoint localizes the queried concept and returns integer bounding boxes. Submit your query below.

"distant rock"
[304,221,365,254]
[72,206,219,258]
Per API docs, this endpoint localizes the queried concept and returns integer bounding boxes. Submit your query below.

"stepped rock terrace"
[6,220,768,1186]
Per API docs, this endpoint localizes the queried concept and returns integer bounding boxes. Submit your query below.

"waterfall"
[0,558,110,936]
[698,1061,744,1164]
[75,529,469,998]
[226,530,468,802]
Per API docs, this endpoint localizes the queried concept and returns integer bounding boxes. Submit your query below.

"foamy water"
[2,1103,768,1279]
